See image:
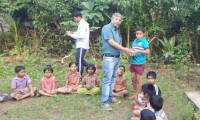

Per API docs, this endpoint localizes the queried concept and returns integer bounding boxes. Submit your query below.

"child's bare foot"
[129,94,138,100]
[129,95,135,100]
[15,96,20,101]
[131,101,136,107]
[120,95,124,98]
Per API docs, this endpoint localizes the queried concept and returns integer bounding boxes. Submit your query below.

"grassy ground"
[0,54,196,120]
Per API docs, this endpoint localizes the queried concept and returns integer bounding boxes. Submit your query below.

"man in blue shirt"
[101,12,130,111]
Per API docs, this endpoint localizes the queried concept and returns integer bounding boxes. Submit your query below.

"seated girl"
[38,65,57,97]
[77,64,100,95]
[57,62,81,93]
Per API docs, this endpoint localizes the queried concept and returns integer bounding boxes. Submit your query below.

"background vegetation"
[0,0,200,120]
[0,0,200,63]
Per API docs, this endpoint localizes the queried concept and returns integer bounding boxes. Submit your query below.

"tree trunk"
[188,32,196,63]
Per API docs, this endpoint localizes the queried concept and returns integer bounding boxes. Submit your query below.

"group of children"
[112,67,167,120]
[129,72,168,120]
[7,62,100,101]
[1,61,167,120]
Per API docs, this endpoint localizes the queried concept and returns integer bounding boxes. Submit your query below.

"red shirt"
[82,74,100,88]
[66,72,81,86]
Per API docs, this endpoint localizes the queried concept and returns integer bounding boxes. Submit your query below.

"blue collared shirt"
[101,23,121,55]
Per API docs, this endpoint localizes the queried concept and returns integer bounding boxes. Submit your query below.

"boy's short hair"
[71,10,82,18]
[140,109,156,120]
[69,61,77,67]
[136,26,144,33]
[119,65,125,72]
[142,83,156,97]
[146,71,157,79]
[150,95,163,111]
[15,65,25,73]
[43,65,53,73]
[86,64,96,73]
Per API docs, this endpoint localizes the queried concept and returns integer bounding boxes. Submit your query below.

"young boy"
[150,95,168,120]
[11,65,36,101]
[131,109,156,120]
[132,83,156,117]
[147,71,161,96]
[129,26,150,99]
[77,64,100,95]
[140,109,156,120]
[113,65,128,98]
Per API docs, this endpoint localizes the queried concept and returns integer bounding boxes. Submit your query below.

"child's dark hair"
[140,109,156,120]
[15,65,25,73]
[142,83,156,97]
[86,64,96,73]
[119,65,125,72]
[69,61,77,67]
[43,65,53,73]
[150,95,163,111]
[146,71,157,79]
[136,26,144,33]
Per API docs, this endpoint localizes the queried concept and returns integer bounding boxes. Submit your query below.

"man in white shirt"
[66,11,90,75]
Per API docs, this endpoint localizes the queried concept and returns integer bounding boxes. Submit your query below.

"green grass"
[0,55,195,120]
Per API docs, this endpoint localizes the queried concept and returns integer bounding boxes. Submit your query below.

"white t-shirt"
[70,19,90,49]
[154,84,159,95]
[155,109,168,120]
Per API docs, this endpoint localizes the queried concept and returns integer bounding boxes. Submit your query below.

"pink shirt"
[65,72,81,86]
[40,76,57,90]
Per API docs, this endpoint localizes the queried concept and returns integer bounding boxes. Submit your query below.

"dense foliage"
[0,0,200,63]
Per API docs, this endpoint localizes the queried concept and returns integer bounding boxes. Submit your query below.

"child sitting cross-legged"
[113,65,128,98]
[131,83,156,118]
[11,65,37,101]
[131,109,156,120]
[57,62,81,94]
[149,95,168,120]
[77,64,100,95]
[38,65,57,97]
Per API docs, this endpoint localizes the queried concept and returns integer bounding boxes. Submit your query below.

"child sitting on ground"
[113,65,128,98]
[147,71,161,96]
[131,71,162,106]
[150,95,168,120]
[57,62,81,93]
[11,65,37,101]
[131,109,156,120]
[132,83,156,117]
[38,65,57,97]
[77,64,100,95]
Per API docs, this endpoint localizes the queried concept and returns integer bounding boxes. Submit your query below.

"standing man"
[66,11,90,76]
[101,12,130,111]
